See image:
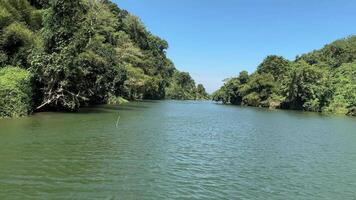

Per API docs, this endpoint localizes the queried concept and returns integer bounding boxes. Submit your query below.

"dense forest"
[0,0,208,118]
[213,36,356,116]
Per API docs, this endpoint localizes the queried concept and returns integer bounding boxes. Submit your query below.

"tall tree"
[33,0,88,110]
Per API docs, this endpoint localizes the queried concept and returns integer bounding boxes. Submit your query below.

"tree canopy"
[213,36,356,116]
[0,0,206,117]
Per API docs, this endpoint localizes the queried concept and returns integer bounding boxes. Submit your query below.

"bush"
[2,22,34,54]
[348,107,356,116]
[243,92,260,107]
[323,95,349,115]
[0,6,12,29]
[0,66,33,118]
[107,95,129,105]
[324,62,356,115]
[303,98,321,112]
[0,52,7,66]
[1,22,35,67]
[267,94,284,109]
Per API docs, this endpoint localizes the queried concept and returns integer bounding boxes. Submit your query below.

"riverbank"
[212,36,356,117]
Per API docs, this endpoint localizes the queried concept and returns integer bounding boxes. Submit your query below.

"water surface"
[0,101,355,199]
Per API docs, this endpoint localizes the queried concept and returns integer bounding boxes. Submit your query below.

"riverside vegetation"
[213,36,356,116]
[0,1,355,118]
[0,0,208,118]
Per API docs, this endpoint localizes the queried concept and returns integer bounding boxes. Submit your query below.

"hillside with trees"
[213,36,356,116]
[0,0,207,118]
[166,71,209,100]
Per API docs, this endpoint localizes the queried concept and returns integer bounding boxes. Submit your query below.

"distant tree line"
[0,0,208,118]
[213,36,356,116]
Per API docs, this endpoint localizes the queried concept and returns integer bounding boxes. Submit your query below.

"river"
[0,101,355,199]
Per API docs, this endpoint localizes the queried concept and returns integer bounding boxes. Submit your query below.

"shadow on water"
[120,104,149,109]
[213,102,356,120]
[79,100,161,114]
[78,105,139,114]
[140,100,161,103]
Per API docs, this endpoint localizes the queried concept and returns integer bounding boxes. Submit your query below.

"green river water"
[0,101,355,200]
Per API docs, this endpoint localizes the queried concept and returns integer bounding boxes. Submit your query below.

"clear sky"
[113,0,356,93]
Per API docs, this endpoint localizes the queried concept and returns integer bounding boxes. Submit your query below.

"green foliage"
[28,0,49,9]
[213,71,277,107]
[32,0,86,110]
[0,66,33,118]
[33,0,121,110]
[42,0,86,53]
[0,5,12,29]
[107,95,128,105]
[212,71,249,104]
[212,89,228,104]
[214,36,356,116]
[166,71,198,100]
[243,92,260,107]
[123,66,148,100]
[323,95,349,115]
[323,62,356,115]
[267,94,285,109]
[0,51,8,66]
[1,22,35,67]
[298,36,356,67]
[196,84,209,100]
[143,76,165,99]
[348,107,356,116]
[0,0,205,116]
[241,73,277,107]
[283,61,330,111]
[0,0,43,30]
[2,22,34,50]
[257,55,291,81]
[0,0,43,71]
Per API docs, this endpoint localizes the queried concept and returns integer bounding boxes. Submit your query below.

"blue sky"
[113,0,356,93]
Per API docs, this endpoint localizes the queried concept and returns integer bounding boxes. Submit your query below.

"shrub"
[0,6,12,29]
[243,92,260,107]
[323,95,350,115]
[0,66,33,118]
[2,22,34,55]
[348,107,356,116]
[267,94,284,109]
[107,95,129,105]
[0,52,7,66]
[324,62,356,115]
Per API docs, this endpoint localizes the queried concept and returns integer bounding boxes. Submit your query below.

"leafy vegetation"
[0,66,33,118]
[0,0,206,117]
[213,36,356,116]
[166,71,209,100]
[196,84,209,100]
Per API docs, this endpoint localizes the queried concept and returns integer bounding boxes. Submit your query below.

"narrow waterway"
[0,101,355,199]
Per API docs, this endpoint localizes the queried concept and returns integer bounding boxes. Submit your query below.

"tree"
[298,36,356,68]
[213,36,356,115]
[0,0,207,117]
[241,73,277,107]
[257,55,291,81]
[196,84,208,100]
[283,61,330,111]
[166,71,197,100]
[324,62,356,115]
[212,71,250,105]
[33,0,89,111]
[42,0,86,53]
[1,22,36,67]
